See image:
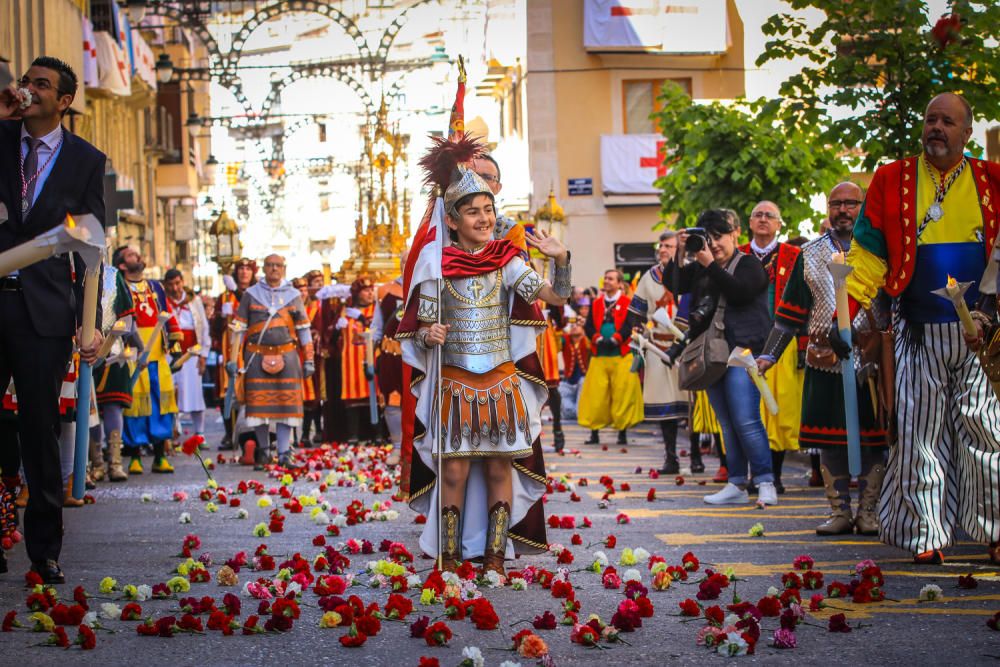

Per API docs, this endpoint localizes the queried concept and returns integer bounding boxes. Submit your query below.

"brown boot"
[63,475,84,508]
[482,500,511,576]
[439,505,462,572]
[107,430,128,482]
[855,463,886,535]
[816,465,853,535]
[89,438,105,483]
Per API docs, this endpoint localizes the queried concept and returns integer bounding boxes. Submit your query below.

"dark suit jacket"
[0,120,106,337]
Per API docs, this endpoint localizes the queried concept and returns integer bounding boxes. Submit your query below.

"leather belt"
[0,276,22,291]
[247,341,296,355]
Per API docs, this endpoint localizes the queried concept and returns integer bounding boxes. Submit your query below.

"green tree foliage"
[653,83,846,233]
[756,0,1000,171]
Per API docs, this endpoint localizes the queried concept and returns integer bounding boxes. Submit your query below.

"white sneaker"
[704,483,750,505]
[757,482,778,507]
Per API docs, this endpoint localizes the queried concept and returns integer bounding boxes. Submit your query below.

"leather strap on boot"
[816,464,853,536]
[483,500,510,575]
[440,505,463,572]
[107,431,128,482]
[855,463,886,535]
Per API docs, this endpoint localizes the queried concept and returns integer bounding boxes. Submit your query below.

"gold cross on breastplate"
[468,277,484,301]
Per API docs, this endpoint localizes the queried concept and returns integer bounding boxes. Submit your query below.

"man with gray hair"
[627,231,695,473]
[229,254,315,469]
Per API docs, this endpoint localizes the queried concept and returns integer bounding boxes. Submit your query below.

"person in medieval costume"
[627,231,696,473]
[399,135,573,574]
[847,93,1000,565]
[338,277,383,445]
[372,252,408,447]
[559,303,590,422]
[117,247,182,475]
[229,254,315,469]
[759,182,889,536]
[740,201,805,493]
[163,269,210,439]
[577,269,644,445]
[537,304,565,451]
[91,265,138,482]
[297,271,325,445]
[211,257,257,452]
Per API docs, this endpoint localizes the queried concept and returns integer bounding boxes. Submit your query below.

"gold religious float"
[335,99,411,283]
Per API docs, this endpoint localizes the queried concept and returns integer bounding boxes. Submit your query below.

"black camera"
[684,227,710,253]
[687,294,717,328]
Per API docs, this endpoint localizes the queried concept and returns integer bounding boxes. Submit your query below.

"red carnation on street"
[424,620,452,646]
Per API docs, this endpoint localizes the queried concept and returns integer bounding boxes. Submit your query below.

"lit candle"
[944,275,979,338]
[0,219,90,276]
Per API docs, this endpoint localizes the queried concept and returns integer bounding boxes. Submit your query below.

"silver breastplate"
[441,270,512,374]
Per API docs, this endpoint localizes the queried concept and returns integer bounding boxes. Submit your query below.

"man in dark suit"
[0,57,105,582]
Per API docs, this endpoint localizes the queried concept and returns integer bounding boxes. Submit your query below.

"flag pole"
[435,274,443,571]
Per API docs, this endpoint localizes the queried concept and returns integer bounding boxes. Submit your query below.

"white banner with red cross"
[583,0,729,54]
[600,134,669,195]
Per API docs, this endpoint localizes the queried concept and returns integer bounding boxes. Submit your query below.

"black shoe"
[658,458,680,475]
[0,551,7,574]
[31,559,64,584]
[553,430,565,453]
[218,437,235,451]
[746,480,758,495]
[584,430,600,445]
[690,458,706,474]
[774,479,786,495]
[617,431,628,445]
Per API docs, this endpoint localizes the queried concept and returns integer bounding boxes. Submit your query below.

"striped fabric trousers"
[879,319,1000,553]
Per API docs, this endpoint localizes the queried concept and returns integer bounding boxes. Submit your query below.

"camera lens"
[685,235,705,253]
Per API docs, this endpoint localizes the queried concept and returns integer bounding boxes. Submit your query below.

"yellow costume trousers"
[577,354,644,431]
[762,343,803,452]
[691,391,721,434]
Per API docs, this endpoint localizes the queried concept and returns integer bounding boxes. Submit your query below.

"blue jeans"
[706,366,773,486]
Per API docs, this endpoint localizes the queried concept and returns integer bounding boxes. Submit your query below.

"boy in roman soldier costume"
[399,135,573,573]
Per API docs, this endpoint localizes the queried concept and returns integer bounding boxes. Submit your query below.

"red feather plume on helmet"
[418,134,487,192]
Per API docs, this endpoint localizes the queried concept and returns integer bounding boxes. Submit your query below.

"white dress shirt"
[20,123,65,209]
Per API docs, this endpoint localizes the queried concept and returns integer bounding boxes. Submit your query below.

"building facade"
[526,0,746,286]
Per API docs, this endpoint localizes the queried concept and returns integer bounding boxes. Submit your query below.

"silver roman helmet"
[444,166,494,218]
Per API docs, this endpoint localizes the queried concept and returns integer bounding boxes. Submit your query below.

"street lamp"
[186,111,203,137]
[205,154,219,182]
[209,210,241,274]
[155,53,174,84]
[125,0,148,24]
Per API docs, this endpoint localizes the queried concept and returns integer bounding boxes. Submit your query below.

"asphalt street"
[0,413,996,666]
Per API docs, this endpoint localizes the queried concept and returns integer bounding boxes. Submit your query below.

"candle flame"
[65,213,76,229]
[741,348,752,357]
[947,275,957,287]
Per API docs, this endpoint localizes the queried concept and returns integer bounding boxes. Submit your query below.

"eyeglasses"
[476,173,500,184]
[828,199,862,209]
[750,211,780,221]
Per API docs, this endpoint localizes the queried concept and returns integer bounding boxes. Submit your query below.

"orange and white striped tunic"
[340,303,377,402]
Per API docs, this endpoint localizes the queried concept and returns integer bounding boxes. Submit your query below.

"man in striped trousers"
[846,93,1000,564]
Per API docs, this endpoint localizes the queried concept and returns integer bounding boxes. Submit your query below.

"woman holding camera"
[664,209,777,506]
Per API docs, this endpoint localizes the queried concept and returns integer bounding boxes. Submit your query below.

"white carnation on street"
[919,584,943,601]
[178,512,192,524]
[100,603,121,620]
[462,646,485,667]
